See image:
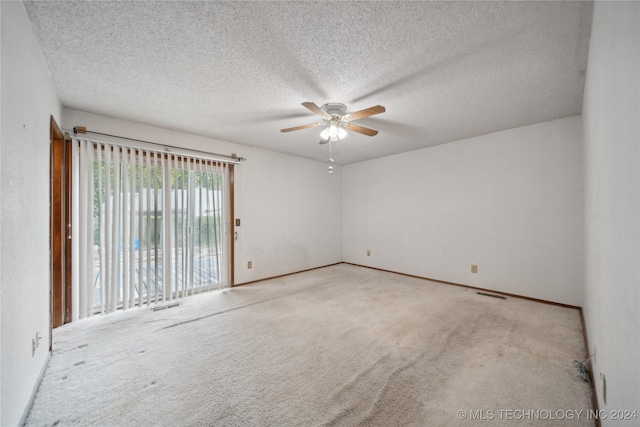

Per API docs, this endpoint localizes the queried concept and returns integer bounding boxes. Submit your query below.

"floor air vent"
[151,302,182,311]
[477,292,507,300]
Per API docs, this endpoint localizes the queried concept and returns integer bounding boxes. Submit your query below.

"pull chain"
[328,139,334,174]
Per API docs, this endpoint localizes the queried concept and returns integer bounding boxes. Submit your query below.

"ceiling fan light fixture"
[328,123,338,138]
[321,123,346,141]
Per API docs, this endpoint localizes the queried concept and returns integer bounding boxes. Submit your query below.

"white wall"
[62,109,343,286]
[235,147,342,283]
[582,2,639,423]
[343,117,584,306]
[0,1,62,425]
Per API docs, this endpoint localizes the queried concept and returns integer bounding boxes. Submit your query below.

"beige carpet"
[25,264,594,426]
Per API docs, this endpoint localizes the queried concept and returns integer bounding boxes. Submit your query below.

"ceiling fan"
[280,102,385,144]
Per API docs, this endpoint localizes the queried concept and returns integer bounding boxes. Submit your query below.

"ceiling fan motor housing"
[321,103,348,119]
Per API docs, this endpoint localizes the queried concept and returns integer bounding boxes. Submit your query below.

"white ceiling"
[24,1,592,164]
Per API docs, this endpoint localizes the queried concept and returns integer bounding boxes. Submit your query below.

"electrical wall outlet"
[32,332,42,357]
[247,261,252,269]
[367,250,371,257]
[471,264,478,273]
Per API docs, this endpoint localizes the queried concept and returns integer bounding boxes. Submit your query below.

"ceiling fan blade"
[280,122,322,133]
[301,102,331,120]
[347,105,385,121]
[319,139,329,145]
[344,122,379,137]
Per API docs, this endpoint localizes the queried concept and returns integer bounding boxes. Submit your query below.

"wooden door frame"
[50,116,71,331]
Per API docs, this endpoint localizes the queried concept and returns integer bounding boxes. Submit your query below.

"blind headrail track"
[64,126,246,164]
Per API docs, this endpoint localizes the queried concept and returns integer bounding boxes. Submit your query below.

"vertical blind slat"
[196,158,203,293]
[122,148,130,310]
[162,159,172,302]
[152,152,158,303]
[144,150,151,306]
[136,151,146,307]
[173,155,179,298]
[206,161,213,288]
[128,149,136,309]
[187,162,194,295]
[111,146,121,313]
[181,156,188,297]
[97,145,106,314]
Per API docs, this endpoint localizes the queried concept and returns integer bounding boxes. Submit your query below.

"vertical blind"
[75,138,230,318]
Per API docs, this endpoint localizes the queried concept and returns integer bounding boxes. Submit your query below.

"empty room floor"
[26,264,594,426]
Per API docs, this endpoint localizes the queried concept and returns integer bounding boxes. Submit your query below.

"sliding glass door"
[75,139,231,318]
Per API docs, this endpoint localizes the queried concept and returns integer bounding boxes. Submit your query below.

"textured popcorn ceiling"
[24,1,592,164]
